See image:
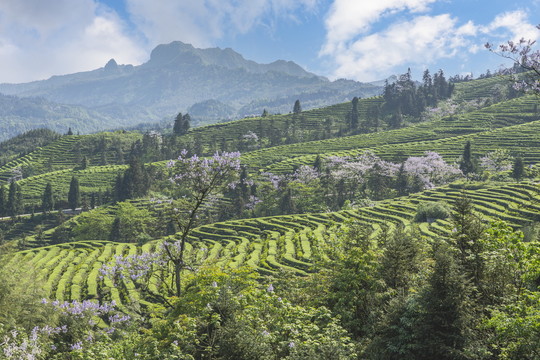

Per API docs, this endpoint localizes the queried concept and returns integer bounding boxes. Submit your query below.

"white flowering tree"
[485,25,540,94]
[102,150,241,299]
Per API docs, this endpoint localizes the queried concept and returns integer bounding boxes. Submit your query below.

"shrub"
[414,201,451,223]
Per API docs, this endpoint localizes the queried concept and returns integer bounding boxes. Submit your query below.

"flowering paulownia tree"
[101,151,242,300]
[485,25,540,94]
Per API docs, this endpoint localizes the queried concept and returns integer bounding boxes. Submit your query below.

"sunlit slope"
[10,181,540,308]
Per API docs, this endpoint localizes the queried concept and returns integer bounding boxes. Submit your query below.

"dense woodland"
[0,34,540,360]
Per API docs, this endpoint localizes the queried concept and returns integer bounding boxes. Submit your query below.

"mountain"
[0,93,122,141]
[0,41,382,130]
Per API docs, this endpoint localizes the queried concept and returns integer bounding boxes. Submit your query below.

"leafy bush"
[414,201,451,223]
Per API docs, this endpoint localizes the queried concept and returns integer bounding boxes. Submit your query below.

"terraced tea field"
[243,94,540,171]
[11,181,540,308]
[0,132,140,183]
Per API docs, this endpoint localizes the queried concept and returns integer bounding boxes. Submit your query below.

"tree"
[41,182,54,213]
[173,112,191,136]
[80,155,89,170]
[7,181,22,216]
[293,99,302,114]
[459,141,475,176]
[68,176,80,211]
[182,113,191,134]
[485,25,540,94]
[121,157,149,200]
[164,150,241,296]
[173,112,183,135]
[350,97,359,130]
[412,243,475,360]
[0,186,5,217]
[512,156,524,181]
[261,109,268,117]
[66,127,73,136]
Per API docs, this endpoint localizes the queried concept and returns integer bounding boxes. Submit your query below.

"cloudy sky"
[0,0,538,83]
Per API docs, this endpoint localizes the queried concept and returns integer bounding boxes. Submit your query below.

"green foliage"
[414,201,451,222]
[68,176,80,210]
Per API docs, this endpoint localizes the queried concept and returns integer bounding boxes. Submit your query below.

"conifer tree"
[350,97,359,130]
[173,112,183,135]
[182,113,191,134]
[81,156,89,170]
[512,157,524,181]
[459,141,475,176]
[7,181,22,216]
[68,176,80,210]
[42,182,54,213]
[0,186,5,217]
[293,99,302,114]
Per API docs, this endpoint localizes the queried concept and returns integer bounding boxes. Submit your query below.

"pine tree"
[122,157,148,199]
[68,176,80,211]
[412,243,474,360]
[293,99,302,114]
[182,113,191,134]
[261,109,268,117]
[7,181,22,216]
[512,157,524,181]
[0,186,5,217]
[350,97,359,130]
[395,162,409,196]
[81,156,89,170]
[109,217,122,241]
[459,141,475,176]
[313,155,323,172]
[42,182,54,213]
[173,112,183,135]
[67,127,73,136]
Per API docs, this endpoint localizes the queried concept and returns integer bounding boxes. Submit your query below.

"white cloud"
[125,0,318,48]
[0,0,145,83]
[482,10,539,42]
[321,0,438,55]
[326,14,475,81]
[320,1,539,82]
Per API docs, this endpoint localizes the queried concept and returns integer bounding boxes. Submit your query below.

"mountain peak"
[146,41,316,78]
[104,58,118,71]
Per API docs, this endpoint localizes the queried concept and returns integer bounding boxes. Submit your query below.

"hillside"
[2,72,540,359]
[0,93,124,141]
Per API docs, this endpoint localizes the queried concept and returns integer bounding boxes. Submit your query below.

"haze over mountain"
[0,41,382,139]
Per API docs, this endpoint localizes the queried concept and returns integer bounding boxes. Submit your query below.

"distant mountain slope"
[0,41,381,126]
[0,93,123,141]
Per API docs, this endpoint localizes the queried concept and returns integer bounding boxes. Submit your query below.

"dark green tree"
[395,162,409,196]
[109,217,121,241]
[68,176,80,210]
[182,113,191,135]
[41,182,54,213]
[451,194,485,286]
[313,155,323,172]
[412,243,475,360]
[7,181,22,216]
[66,127,73,136]
[459,141,475,176]
[293,99,302,114]
[0,186,5,217]
[81,155,89,170]
[173,112,184,135]
[512,156,524,181]
[350,97,359,130]
[122,157,148,200]
[261,109,268,117]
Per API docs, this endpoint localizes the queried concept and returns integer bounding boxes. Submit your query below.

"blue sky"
[0,0,538,83]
